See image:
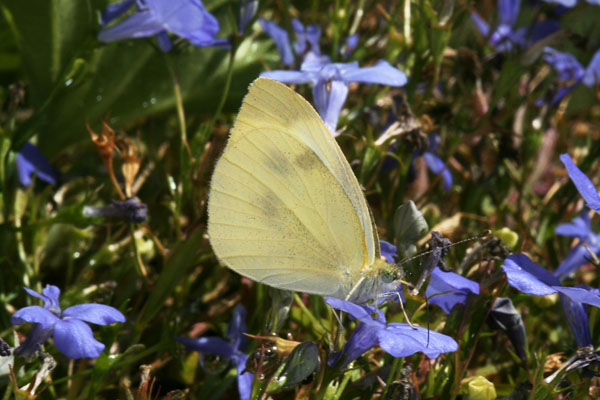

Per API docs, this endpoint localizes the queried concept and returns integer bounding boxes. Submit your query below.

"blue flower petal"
[329,323,380,368]
[325,298,384,326]
[258,19,294,66]
[24,284,61,312]
[14,324,53,359]
[542,0,577,6]
[11,306,59,330]
[339,60,407,86]
[555,211,591,240]
[426,267,479,314]
[235,353,253,400]
[498,0,520,28]
[227,305,247,351]
[238,0,258,34]
[98,10,164,42]
[560,153,600,212]
[156,31,173,51]
[16,142,57,187]
[583,49,600,87]
[380,240,397,264]
[53,318,105,359]
[554,243,598,280]
[313,79,348,133]
[176,336,235,359]
[100,0,135,26]
[560,293,592,347]
[470,12,490,38]
[260,70,314,84]
[378,324,458,358]
[543,48,585,82]
[554,286,600,308]
[501,254,560,295]
[62,304,125,325]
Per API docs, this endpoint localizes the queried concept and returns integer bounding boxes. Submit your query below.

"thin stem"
[210,46,238,134]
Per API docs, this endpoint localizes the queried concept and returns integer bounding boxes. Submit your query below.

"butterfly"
[207,77,401,303]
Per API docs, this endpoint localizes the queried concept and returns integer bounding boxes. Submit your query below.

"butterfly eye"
[381,268,397,283]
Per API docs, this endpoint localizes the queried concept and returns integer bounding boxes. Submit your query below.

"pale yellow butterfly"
[207,77,400,303]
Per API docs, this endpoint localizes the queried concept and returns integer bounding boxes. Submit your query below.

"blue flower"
[176,305,252,400]
[501,254,600,307]
[98,0,229,52]
[16,142,57,187]
[11,285,125,359]
[560,153,600,214]
[409,133,453,192]
[471,0,558,52]
[541,48,600,104]
[543,0,600,6]
[258,18,323,66]
[554,211,600,280]
[262,59,407,134]
[258,19,294,66]
[238,0,258,35]
[325,297,458,368]
[426,267,480,314]
[342,34,359,58]
[560,289,594,347]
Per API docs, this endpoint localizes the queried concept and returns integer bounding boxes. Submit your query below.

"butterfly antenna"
[397,230,491,266]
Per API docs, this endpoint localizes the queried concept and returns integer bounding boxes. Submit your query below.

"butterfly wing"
[208,77,376,298]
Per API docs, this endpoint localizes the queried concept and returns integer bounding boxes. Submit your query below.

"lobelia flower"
[237,0,258,35]
[408,133,453,192]
[501,254,600,308]
[11,285,125,359]
[540,48,600,104]
[262,58,407,134]
[98,0,230,52]
[325,297,458,368]
[471,0,558,52]
[16,142,57,187]
[554,211,600,280]
[176,305,253,400]
[542,0,600,6]
[258,18,324,67]
[501,254,600,346]
[425,267,480,314]
[560,153,600,214]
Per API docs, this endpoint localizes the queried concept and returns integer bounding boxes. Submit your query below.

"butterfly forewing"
[208,78,376,298]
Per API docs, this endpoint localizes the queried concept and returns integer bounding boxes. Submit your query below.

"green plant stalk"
[210,44,238,133]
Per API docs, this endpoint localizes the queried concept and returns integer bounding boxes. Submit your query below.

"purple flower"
[16,142,57,187]
[410,133,453,192]
[471,0,558,52]
[560,153,600,213]
[543,0,600,6]
[425,267,480,314]
[542,48,600,104]
[554,211,600,280]
[176,305,252,400]
[343,34,359,58]
[238,0,258,34]
[11,285,125,359]
[258,18,294,66]
[258,18,323,66]
[560,290,593,347]
[98,0,229,52]
[380,240,398,264]
[501,254,600,307]
[325,297,458,368]
[262,59,406,134]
